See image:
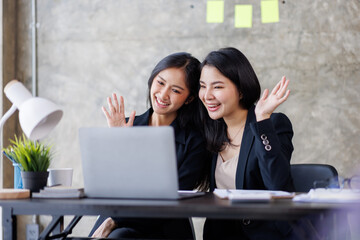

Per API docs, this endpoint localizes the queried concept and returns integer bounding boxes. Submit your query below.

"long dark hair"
[147,52,201,129]
[148,53,210,191]
[199,47,261,152]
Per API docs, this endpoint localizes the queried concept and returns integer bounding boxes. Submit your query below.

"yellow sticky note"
[207,1,224,23]
[234,5,252,28]
[261,0,279,23]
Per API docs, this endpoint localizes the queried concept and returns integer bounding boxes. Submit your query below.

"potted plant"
[3,134,52,193]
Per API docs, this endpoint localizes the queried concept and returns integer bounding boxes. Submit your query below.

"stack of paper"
[214,189,294,202]
[293,188,360,203]
[32,186,84,199]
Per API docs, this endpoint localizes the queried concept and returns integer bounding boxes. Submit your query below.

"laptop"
[79,126,204,200]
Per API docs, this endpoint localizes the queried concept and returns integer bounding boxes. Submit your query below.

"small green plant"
[3,134,52,172]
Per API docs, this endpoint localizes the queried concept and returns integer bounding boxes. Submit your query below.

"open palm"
[102,93,136,127]
[255,76,290,121]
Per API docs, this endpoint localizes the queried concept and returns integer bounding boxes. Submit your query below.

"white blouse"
[215,153,239,189]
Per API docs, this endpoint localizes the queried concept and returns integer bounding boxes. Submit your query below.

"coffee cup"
[48,168,73,187]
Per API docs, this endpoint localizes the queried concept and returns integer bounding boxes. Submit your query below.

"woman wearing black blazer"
[198,47,296,239]
[90,52,209,239]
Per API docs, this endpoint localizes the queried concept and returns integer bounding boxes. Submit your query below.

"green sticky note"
[234,5,252,28]
[261,0,279,23]
[207,1,224,23]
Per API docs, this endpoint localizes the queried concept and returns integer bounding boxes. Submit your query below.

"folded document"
[214,189,295,202]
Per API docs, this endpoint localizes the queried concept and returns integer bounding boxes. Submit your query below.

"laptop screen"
[79,126,180,199]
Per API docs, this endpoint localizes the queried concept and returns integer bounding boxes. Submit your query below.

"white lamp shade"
[1,80,63,140]
[4,80,32,107]
[18,97,63,140]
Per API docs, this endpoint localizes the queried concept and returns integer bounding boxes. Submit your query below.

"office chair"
[290,163,339,192]
[289,164,351,240]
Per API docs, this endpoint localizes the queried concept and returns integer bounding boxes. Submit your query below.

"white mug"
[48,168,73,187]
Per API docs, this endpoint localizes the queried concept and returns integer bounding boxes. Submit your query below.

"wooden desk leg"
[2,207,16,240]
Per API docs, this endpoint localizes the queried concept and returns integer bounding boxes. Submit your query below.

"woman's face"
[150,67,190,117]
[199,65,242,120]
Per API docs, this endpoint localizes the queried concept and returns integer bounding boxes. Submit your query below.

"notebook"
[78,126,204,200]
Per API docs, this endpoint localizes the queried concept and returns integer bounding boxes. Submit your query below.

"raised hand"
[255,76,290,122]
[102,93,136,127]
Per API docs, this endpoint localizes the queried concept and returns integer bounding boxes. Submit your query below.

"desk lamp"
[0,80,63,198]
[0,80,63,140]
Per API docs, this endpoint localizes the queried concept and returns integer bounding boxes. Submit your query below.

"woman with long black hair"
[199,47,296,240]
[90,52,209,239]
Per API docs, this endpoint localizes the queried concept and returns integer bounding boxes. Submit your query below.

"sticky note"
[207,1,224,23]
[261,0,279,23]
[234,5,252,28]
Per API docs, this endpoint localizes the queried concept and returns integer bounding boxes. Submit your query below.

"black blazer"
[209,106,294,192]
[204,106,296,240]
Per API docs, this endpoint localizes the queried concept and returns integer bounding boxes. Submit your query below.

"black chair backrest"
[290,164,338,192]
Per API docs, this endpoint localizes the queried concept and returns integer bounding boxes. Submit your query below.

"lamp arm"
[0,104,18,130]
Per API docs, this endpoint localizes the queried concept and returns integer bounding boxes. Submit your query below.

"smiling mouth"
[206,103,221,112]
[155,96,170,107]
